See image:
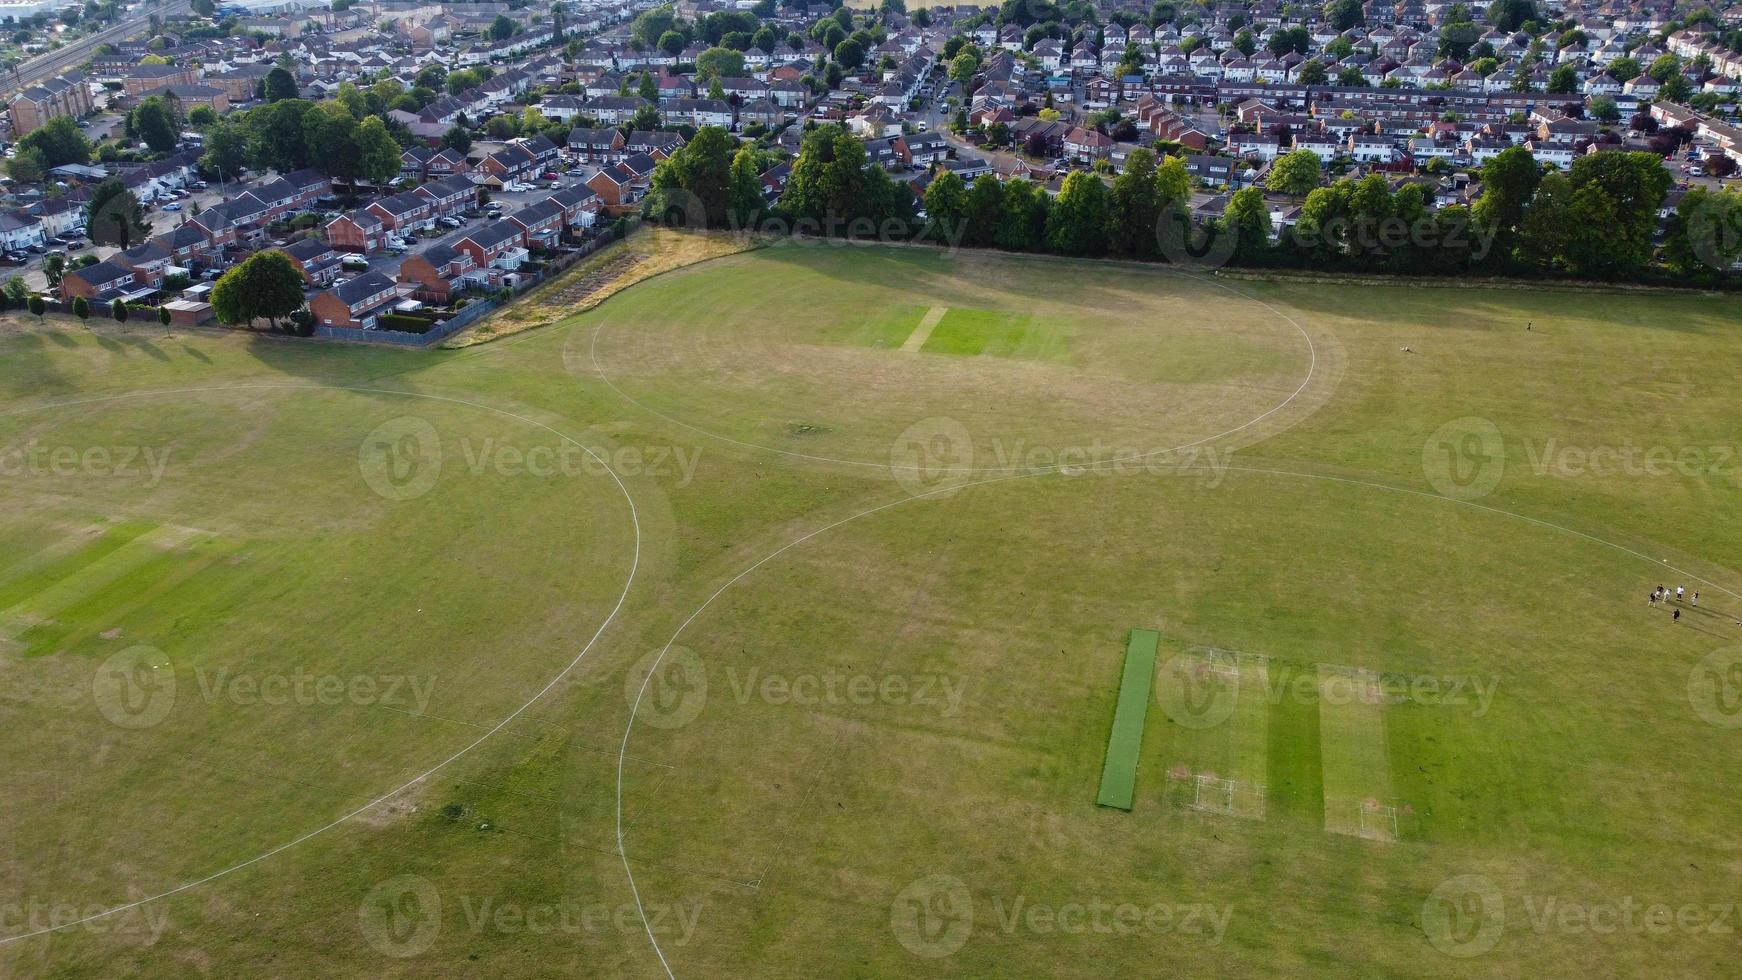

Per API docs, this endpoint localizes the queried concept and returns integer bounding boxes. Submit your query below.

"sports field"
[3,239,1741,977]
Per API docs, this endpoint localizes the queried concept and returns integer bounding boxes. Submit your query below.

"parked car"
[439,217,461,228]
[162,202,182,211]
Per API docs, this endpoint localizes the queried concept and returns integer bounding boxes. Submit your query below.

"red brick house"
[308,270,400,329]
[453,219,529,271]
[396,243,477,302]
[412,174,475,217]
[325,209,388,253]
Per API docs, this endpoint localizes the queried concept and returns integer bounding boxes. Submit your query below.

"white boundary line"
[611,270,1324,978]
[0,382,643,945]
[581,265,1327,474]
[607,271,1742,978]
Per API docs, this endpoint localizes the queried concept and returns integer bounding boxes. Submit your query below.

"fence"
[313,298,498,347]
[306,222,635,347]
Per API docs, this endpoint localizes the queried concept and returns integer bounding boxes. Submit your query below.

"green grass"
[4,243,1742,978]
[919,308,1063,360]
[1095,628,1159,810]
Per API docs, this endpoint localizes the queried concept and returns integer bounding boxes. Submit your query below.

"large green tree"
[1045,171,1109,256]
[18,116,92,167]
[355,116,403,185]
[922,168,966,242]
[130,95,179,153]
[210,250,307,329]
[1268,149,1322,197]
[263,65,299,102]
[85,178,151,250]
[1108,147,1159,258]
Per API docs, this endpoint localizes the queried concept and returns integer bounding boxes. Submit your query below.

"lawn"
[2,242,1740,978]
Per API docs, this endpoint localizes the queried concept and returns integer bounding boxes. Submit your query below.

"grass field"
[3,239,1741,978]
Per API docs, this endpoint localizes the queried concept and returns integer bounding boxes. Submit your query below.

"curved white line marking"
[0,382,642,945]
[584,263,1326,474]
[612,270,1325,979]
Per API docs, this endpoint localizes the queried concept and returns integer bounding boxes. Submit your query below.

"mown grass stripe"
[0,521,154,613]
[1265,662,1324,828]
[1096,628,1159,811]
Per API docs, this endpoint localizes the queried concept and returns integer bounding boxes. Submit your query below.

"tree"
[442,125,473,154]
[187,104,217,129]
[1661,187,1742,278]
[1045,171,1109,256]
[246,98,314,173]
[637,71,658,103]
[961,174,1004,247]
[696,46,746,79]
[18,116,91,167]
[949,51,979,85]
[1296,59,1327,86]
[1486,0,1534,31]
[1324,0,1362,30]
[922,168,966,241]
[72,295,89,322]
[1155,154,1190,204]
[631,4,676,50]
[659,29,686,55]
[28,294,44,320]
[3,277,27,309]
[834,36,865,70]
[1648,54,1681,83]
[1473,145,1540,262]
[127,95,177,153]
[1266,26,1310,57]
[113,300,129,325]
[996,177,1047,251]
[7,146,47,183]
[43,253,65,289]
[489,13,515,40]
[85,179,150,250]
[646,124,736,225]
[779,124,913,233]
[355,116,402,185]
[264,65,299,102]
[1547,64,1577,93]
[304,100,361,181]
[727,146,764,227]
[1109,147,1159,258]
[210,251,307,329]
[1222,186,1273,263]
[446,69,482,96]
[1606,56,1640,84]
[1268,149,1322,197]
[159,306,173,331]
[630,104,662,131]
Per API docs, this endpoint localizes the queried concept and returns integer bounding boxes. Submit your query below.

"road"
[1,0,192,100]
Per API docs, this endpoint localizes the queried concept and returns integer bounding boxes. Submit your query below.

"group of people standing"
[1650,584,1698,621]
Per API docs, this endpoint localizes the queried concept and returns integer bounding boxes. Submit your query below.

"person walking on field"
[1677,586,1686,602]
[1674,609,1682,622]
[1692,592,1699,607]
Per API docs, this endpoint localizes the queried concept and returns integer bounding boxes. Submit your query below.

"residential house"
[309,270,401,329]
